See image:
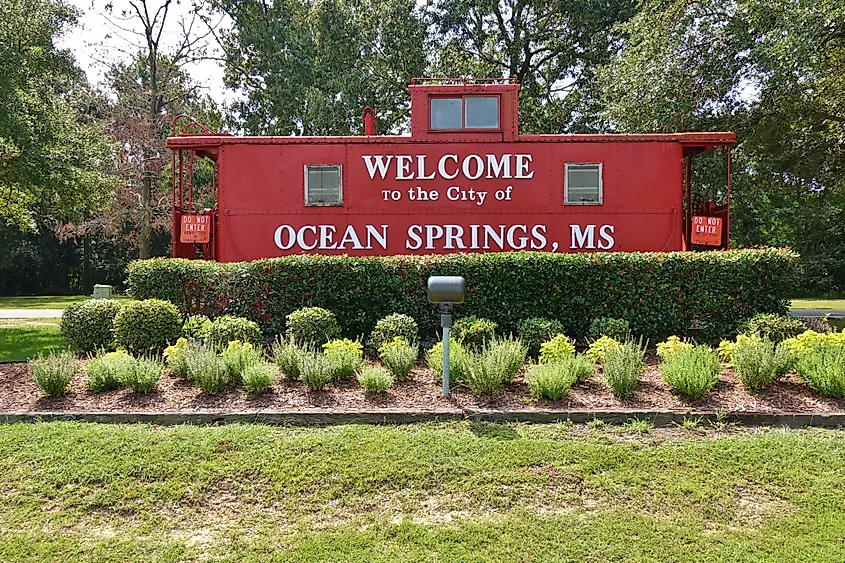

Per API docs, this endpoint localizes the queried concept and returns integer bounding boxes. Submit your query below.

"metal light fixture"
[427,276,466,397]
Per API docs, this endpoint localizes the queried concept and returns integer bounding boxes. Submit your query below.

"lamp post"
[427,276,466,397]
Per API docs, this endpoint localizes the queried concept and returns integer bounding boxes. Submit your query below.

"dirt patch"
[2,360,844,415]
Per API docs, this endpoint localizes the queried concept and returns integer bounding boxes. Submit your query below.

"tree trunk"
[81,234,92,293]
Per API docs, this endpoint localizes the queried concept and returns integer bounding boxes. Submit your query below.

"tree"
[211,0,427,135]
[428,0,636,133]
[0,0,115,230]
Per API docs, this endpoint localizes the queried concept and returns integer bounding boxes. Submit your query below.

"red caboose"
[167,79,735,261]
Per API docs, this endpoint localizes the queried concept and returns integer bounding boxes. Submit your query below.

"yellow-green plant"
[323,338,364,380]
[378,337,418,380]
[656,336,694,360]
[220,340,262,383]
[539,334,575,363]
[163,337,190,379]
[782,330,845,360]
[585,336,622,365]
[717,333,762,365]
[84,349,134,392]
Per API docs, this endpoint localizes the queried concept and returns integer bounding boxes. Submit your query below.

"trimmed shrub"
[163,338,191,379]
[795,343,845,398]
[323,338,364,380]
[526,356,593,400]
[603,339,646,398]
[186,344,230,394]
[220,340,263,383]
[299,351,335,391]
[208,315,261,348]
[123,356,163,394]
[426,339,471,383]
[656,336,694,360]
[588,317,631,341]
[732,337,793,392]
[61,299,124,353]
[367,313,418,351]
[659,346,721,399]
[739,313,805,343]
[585,336,622,365]
[452,316,497,351]
[272,336,308,380]
[539,334,575,364]
[242,362,278,395]
[127,250,798,342]
[84,350,133,392]
[182,314,212,339]
[113,299,182,354]
[518,318,565,356]
[29,351,79,397]
[286,307,340,346]
[379,337,418,380]
[357,365,394,393]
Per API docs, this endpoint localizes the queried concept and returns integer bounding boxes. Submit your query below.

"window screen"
[465,97,499,128]
[305,165,342,206]
[565,163,602,205]
[430,98,462,129]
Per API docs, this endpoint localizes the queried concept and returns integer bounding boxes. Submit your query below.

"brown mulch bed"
[2,360,844,415]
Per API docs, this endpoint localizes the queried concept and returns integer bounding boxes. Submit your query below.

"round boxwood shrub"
[518,317,565,356]
[286,307,340,346]
[207,315,262,348]
[61,299,125,353]
[588,317,631,341]
[113,299,182,354]
[367,313,418,350]
[452,315,497,351]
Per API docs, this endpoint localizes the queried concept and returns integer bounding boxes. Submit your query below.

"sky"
[57,0,232,105]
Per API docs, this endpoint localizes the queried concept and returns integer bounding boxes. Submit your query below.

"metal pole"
[441,311,452,397]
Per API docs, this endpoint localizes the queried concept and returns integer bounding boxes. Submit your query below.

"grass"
[0,319,65,362]
[0,422,844,562]
[0,295,131,309]
[790,298,845,310]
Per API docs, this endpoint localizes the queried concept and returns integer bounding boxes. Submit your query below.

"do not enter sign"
[180,214,211,243]
[691,216,722,246]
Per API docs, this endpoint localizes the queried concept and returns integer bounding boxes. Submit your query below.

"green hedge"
[127,250,798,343]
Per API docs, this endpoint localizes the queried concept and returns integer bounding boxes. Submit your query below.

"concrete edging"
[2,409,845,428]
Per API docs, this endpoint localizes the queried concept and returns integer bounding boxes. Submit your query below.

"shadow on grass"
[468,420,521,440]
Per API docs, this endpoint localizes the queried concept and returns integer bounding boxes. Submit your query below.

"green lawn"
[0,421,843,562]
[790,298,845,309]
[0,319,64,362]
[0,295,131,310]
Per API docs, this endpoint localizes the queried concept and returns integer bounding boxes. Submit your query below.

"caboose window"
[565,163,602,205]
[430,96,500,130]
[465,97,499,128]
[305,165,342,206]
[430,98,462,129]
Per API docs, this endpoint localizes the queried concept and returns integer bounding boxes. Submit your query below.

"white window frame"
[304,164,343,207]
[564,162,603,205]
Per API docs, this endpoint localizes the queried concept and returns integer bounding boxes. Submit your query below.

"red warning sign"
[691,216,723,246]
[180,214,211,244]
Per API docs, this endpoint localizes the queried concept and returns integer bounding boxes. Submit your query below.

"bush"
[526,356,593,400]
[588,317,631,341]
[379,337,418,380]
[220,340,263,383]
[84,350,133,392]
[123,356,163,394]
[113,299,182,354]
[782,330,845,360]
[29,351,79,397]
[182,314,212,339]
[539,334,575,364]
[186,344,230,394]
[208,315,262,348]
[61,299,124,353]
[603,339,646,398]
[426,339,471,383]
[129,250,798,342]
[795,343,845,398]
[323,338,364,380]
[656,336,694,360]
[242,362,278,395]
[452,316,497,351]
[800,316,832,333]
[286,307,340,346]
[739,313,805,343]
[732,337,793,392]
[585,336,622,365]
[357,365,394,393]
[659,346,721,399]
[518,318,565,356]
[367,313,418,351]
[163,338,191,379]
[272,336,308,380]
[485,336,528,384]
[299,351,335,391]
